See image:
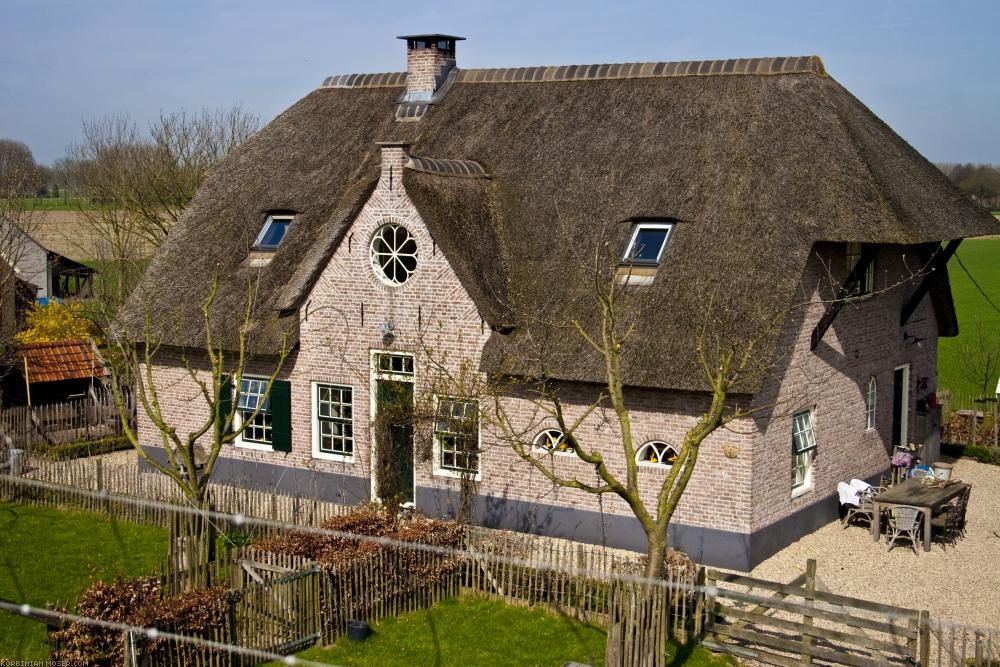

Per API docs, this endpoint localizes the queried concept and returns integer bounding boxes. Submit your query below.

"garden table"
[871,478,970,552]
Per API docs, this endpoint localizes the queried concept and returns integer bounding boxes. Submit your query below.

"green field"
[270,597,733,667]
[0,503,167,660]
[20,197,95,211]
[939,236,1000,396]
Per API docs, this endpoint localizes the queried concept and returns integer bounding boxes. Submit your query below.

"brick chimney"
[398,34,464,101]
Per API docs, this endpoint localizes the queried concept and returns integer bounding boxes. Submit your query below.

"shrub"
[256,505,465,567]
[33,435,132,461]
[51,576,229,666]
[14,300,96,345]
[941,443,999,465]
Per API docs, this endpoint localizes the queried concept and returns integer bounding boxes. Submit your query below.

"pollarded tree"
[484,251,784,579]
[105,276,291,508]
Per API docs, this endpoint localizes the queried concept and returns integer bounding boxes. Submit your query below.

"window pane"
[315,383,354,456]
[255,219,291,250]
[627,228,669,262]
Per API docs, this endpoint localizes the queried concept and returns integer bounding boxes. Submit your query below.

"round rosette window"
[370,223,417,285]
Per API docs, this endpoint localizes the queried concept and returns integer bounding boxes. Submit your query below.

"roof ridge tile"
[319,56,826,89]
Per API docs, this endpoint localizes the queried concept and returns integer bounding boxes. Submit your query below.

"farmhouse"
[125,35,998,570]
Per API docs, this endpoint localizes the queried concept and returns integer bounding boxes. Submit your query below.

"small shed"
[16,339,107,405]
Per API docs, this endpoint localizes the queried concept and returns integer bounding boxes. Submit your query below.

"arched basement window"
[636,441,679,467]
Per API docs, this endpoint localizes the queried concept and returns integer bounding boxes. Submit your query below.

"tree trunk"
[644,527,668,579]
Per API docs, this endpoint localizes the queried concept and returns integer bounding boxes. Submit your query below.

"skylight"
[622,222,673,265]
[253,214,294,251]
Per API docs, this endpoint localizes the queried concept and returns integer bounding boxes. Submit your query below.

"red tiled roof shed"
[19,340,107,383]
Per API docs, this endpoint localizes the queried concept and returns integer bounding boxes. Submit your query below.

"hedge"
[32,435,133,461]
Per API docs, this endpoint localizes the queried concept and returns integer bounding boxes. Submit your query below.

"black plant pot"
[347,620,372,641]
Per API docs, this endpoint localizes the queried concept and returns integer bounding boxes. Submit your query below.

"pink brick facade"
[138,149,939,569]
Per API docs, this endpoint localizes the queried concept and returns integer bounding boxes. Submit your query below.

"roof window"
[253,214,294,251]
[622,222,673,266]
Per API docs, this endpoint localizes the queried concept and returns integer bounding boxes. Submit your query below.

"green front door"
[375,379,415,505]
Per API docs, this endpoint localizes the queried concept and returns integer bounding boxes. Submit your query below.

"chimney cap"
[397,34,465,42]
[397,34,465,50]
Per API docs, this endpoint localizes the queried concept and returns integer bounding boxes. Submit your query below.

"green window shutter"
[218,375,233,436]
[269,379,292,452]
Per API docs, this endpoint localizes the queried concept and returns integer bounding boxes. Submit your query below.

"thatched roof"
[124,55,999,393]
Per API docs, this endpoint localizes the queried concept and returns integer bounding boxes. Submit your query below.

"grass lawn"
[0,502,167,660]
[267,597,734,667]
[19,197,96,211]
[938,237,1000,396]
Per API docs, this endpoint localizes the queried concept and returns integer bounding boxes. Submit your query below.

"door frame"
[369,349,416,506]
[893,363,910,448]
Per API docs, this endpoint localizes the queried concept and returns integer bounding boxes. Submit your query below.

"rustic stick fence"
[0,390,134,449]
[5,463,1000,666]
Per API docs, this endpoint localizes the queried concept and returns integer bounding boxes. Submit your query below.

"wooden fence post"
[802,558,816,665]
[919,610,931,667]
[693,566,706,639]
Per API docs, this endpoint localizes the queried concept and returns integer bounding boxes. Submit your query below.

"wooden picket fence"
[927,619,1000,667]
[0,390,133,449]
[8,463,1000,666]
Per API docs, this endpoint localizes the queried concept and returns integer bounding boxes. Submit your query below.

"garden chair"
[933,486,972,545]
[886,506,923,555]
[843,490,876,529]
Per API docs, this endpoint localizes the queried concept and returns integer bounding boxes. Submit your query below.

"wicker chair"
[844,487,877,529]
[886,506,923,554]
[932,486,972,545]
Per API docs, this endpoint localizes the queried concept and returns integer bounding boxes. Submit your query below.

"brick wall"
[749,243,939,532]
[405,45,455,99]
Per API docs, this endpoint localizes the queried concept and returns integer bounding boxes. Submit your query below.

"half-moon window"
[370,223,417,285]
[636,441,679,467]
[533,428,567,453]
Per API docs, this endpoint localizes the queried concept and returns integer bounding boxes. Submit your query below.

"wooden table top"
[876,478,969,507]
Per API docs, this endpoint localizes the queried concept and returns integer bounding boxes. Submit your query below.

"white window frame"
[791,409,817,498]
[234,375,273,452]
[635,441,680,468]
[622,222,673,265]
[432,395,481,480]
[253,214,295,251]
[865,376,877,431]
[311,381,355,462]
[370,222,418,286]
[532,428,574,456]
[845,242,875,296]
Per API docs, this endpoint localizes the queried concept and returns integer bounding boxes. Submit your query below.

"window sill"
[312,451,355,464]
[533,448,577,458]
[433,468,482,482]
[637,462,675,470]
[791,484,813,500]
[235,440,272,452]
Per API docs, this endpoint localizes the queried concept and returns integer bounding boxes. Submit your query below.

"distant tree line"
[937,163,1000,211]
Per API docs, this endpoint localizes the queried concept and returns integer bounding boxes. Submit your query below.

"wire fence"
[2,463,999,667]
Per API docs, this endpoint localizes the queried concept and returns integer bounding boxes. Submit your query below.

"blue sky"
[3,0,999,165]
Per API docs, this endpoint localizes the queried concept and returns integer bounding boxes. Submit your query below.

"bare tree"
[0,151,41,352]
[62,106,260,316]
[105,277,290,508]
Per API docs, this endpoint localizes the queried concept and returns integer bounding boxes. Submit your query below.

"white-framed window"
[312,382,354,460]
[845,242,874,296]
[235,376,272,450]
[370,223,418,286]
[434,396,480,476]
[791,409,817,497]
[622,223,673,265]
[253,214,294,251]
[865,376,877,431]
[533,428,570,454]
[636,441,679,467]
[373,352,415,379]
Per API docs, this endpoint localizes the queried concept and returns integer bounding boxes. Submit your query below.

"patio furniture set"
[838,468,972,554]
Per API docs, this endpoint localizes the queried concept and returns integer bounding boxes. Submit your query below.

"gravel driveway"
[747,457,1000,626]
